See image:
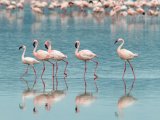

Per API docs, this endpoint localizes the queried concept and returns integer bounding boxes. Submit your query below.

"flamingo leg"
[122,61,127,95]
[91,60,99,80]
[47,60,55,90]
[32,65,37,88]
[20,64,29,78]
[84,61,87,93]
[64,75,68,90]
[41,61,46,90]
[127,60,136,93]
[55,61,58,88]
[62,60,68,77]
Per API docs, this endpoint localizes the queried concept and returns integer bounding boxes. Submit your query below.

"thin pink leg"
[63,60,68,77]
[94,81,98,93]
[47,61,55,90]
[91,60,99,80]
[122,61,127,95]
[127,60,136,93]
[32,66,37,88]
[41,61,46,90]
[55,62,58,88]
[64,75,68,90]
[20,65,29,78]
[84,61,87,93]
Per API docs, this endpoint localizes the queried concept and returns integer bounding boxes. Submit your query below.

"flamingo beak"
[33,42,36,48]
[19,46,23,50]
[75,43,78,48]
[45,44,48,49]
[114,40,118,44]
[33,107,37,113]
[75,106,79,113]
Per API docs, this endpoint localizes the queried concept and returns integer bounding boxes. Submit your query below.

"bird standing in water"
[114,38,138,93]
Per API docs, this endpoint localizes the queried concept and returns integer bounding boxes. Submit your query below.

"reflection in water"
[19,79,38,110]
[116,94,137,119]
[75,92,96,113]
[115,78,137,119]
[33,89,66,113]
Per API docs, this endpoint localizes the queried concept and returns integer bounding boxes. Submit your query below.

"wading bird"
[19,45,39,85]
[74,40,98,88]
[114,38,138,90]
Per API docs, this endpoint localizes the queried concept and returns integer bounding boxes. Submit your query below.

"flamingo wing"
[49,50,66,60]
[120,49,138,60]
[36,50,49,60]
[79,50,96,59]
[23,57,39,64]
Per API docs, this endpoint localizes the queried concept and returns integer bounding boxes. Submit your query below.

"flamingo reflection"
[19,79,38,110]
[115,78,137,118]
[75,92,96,113]
[33,89,66,113]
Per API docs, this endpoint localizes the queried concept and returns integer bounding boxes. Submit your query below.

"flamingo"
[74,40,99,88]
[75,92,96,113]
[19,45,39,85]
[33,39,50,89]
[114,38,138,91]
[44,40,68,88]
[19,88,37,110]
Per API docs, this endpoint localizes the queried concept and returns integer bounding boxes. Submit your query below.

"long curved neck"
[22,47,26,60]
[48,43,52,51]
[75,44,80,55]
[118,40,124,50]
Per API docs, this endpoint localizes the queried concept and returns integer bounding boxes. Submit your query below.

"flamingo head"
[68,1,74,6]
[75,41,80,48]
[44,40,51,49]
[114,38,124,44]
[89,0,93,4]
[33,40,38,48]
[19,45,26,50]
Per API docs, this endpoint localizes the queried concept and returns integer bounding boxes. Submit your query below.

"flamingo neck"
[22,47,26,60]
[118,40,124,50]
[48,43,52,51]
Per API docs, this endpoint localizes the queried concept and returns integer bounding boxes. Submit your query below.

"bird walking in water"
[114,38,138,92]
[44,40,68,89]
[74,40,99,89]
[33,40,50,90]
[19,45,39,86]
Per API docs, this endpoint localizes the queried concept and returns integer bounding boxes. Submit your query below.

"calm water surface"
[0,6,160,120]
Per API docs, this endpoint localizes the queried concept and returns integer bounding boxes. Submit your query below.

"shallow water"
[0,7,160,120]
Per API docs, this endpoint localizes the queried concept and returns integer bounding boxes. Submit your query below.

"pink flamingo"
[74,40,98,88]
[114,38,138,93]
[19,45,39,85]
[44,40,68,88]
[33,40,50,89]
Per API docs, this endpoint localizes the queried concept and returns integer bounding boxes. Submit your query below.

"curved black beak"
[33,42,36,48]
[75,106,78,113]
[19,46,23,50]
[45,44,48,49]
[114,40,118,44]
[75,42,78,48]
[142,12,145,15]
[33,107,37,113]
